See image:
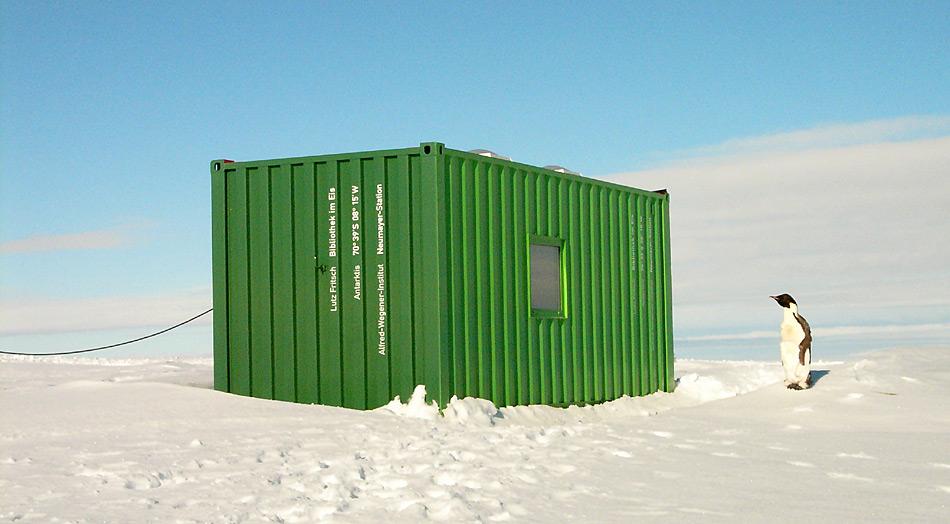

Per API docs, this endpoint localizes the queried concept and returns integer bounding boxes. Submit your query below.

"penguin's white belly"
[779,320,810,385]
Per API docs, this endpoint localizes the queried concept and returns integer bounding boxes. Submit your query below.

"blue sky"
[2,1,948,358]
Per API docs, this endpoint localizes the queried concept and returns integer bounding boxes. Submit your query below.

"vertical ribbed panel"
[224,166,250,396]
[212,147,435,409]
[291,162,317,404]
[387,154,416,404]
[211,165,229,392]
[662,197,675,390]
[271,164,294,402]
[440,150,673,407]
[212,143,673,410]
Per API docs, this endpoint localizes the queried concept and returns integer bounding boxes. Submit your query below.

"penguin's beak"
[769,295,778,302]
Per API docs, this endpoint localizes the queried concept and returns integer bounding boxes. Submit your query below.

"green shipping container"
[211,142,673,409]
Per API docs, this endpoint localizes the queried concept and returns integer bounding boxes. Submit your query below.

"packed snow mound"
[381,389,503,427]
[442,396,502,426]
[379,384,440,420]
[374,359,785,428]
[2,348,948,523]
[675,359,786,402]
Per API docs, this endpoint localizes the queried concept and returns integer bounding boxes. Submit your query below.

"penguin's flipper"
[794,313,812,366]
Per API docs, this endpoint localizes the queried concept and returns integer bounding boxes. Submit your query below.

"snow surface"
[1,348,948,522]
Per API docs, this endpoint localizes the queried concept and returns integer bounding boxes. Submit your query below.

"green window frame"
[528,235,567,319]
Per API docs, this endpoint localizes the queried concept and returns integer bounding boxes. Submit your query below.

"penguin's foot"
[787,383,804,390]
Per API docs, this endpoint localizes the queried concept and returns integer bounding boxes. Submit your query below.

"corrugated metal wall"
[211,147,445,409]
[212,143,673,410]
[440,150,673,407]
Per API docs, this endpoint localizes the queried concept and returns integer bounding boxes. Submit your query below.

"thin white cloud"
[602,118,950,338]
[0,288,211,335]
[667,115,950,160]
[682,323,950,342]
[0,224,142,255]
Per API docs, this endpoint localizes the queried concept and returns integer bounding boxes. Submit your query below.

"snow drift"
[1,348,948,522]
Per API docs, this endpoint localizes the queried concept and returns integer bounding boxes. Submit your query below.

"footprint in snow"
[512,471,538,484]
[827,472,873,482]
[377,477,409,490]
[285,481,309,493]
[124,474,162,490]
[462,479,482,489]
[836,452,875,460]
[679,507,734,517]
[424,487,449,499]
[627,508,670,517]
[485,480,503,491]
[711,452,741,458]
[432,472,458,487]
[310,504,339,519]
[504,503,528,517]
[321,474,341,486]
[411,463,432,474]
[787,461,815,468]
[77,451,122,459]
[427,498,476,521]
[711,429,746,436]
[546,463,577,474]
[134,497,159,507]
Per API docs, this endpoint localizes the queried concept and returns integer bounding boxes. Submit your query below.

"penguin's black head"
[770,294,797,308]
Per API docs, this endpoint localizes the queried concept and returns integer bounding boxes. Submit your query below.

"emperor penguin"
[770,293,812,390]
